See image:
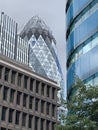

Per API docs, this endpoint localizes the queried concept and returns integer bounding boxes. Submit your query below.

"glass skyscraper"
[0,12,29,65]
[66,0,98,97]
[20,16,64,98]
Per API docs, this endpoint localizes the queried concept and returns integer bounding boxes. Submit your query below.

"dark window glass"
[35,98,39,111]
[52,105,55,117]
[16,91,21,105]
[0,65,3,79]
[46,121,50,130]
[41,119,44,130]
[22,113,26,126]
[10,89,15,103]
[5,68,10,81]
[47,85,50,97]
[23,94,27,107]
[52,123,55,130]
[46,102,50,115]
[28,115,32,128]
[52,88,55,99]
[3,86,8,101]
[36,81,40,94]
[16,111,20,125]
[11,71,16,84]
[29,96,33,109]
[35,117,39,130]
[2,107,7,121]
[17,73,22,87]
[41,101,45,113]
[30,78,34,91]
[1,127,6,130]
[41,83,45,96]
[9,109,13,123]
[24,76,28,89]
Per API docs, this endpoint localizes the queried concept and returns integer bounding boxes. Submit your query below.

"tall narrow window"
[29,96,33,109]
[0,65,3,79]
[41,119,44,130]
[3,86,8,101]
[52,88,55,99]
[47,85,50,97]
[9,109,14,123]
[15,111,20,125]
[16,91,21,105]
[41,101,45,113]
[11,71,16,84]
[35,98,39,111]
[23,94,27,107]
[52,105,55,117]
[41,83,45,96]
[35,117,39,130]
[52,123,55,130]
[22,113,26,127]
[46,102,50,115]
[36,81,40,94]
[10,89,15,103]
[24,76,28,89]
[5,68,10,81]
[2,107,7,121]
[17,73,22,87]
[46,121,50,130]
[30,78,34,91]
[28,115,33,128]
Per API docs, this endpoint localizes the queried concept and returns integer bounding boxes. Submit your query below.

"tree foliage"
[57,79,98,130]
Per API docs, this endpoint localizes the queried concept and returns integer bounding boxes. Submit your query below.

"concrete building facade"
[0,54,59,130]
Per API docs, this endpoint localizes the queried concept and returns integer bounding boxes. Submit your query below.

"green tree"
[57,79,98,130]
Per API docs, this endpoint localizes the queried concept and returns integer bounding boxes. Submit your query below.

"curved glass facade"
[66,0,98,96]
[20,16,64,98]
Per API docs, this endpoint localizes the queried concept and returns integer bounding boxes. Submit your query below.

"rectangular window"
[46,121,50,130]
[2,107,7,121]
[52,105,55,117]
[10,89,15,103]
[11,71,16,84]
[15,111,20,125]
[41,101,45,113]
[3,86,8,101]
[16,91,21,105]
[36,81,40,94]
[46,102,50,115]
[47,85,50,97]
[35,98,39,111]
[41,83,45,96]
[28,115,33,128]
[9,109,14,123]
[35,117,39,130]
[30,78,34,91]
[17,73,22,87]
[5,68,10,81]
[29,96,33,109]
[23,94,27,107]
[0,65,3,79]
[22,113,26,127]
[24,76,28,89]
[41,119,44,130]
[52,88,55,99]
[52,123,55,130]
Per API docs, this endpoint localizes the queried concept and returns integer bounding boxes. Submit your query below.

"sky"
[0,0,66,93]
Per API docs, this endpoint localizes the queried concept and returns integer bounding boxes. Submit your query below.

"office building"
[66,0,98,97]
[0,54,59,130]
[0,12,29,65]
[20,16,64,99]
